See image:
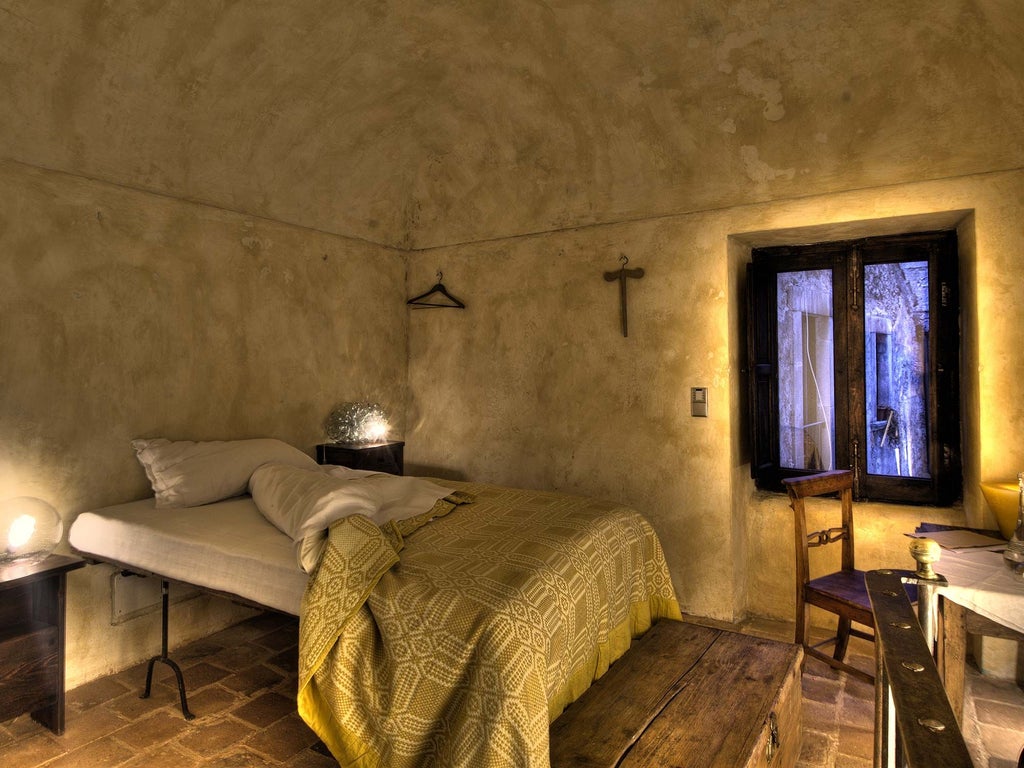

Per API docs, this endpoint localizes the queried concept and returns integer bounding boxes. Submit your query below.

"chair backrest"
[782,470,856,589]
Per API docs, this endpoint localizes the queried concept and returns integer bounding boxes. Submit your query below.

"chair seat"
[806,569,874,626]
[806,568,919,627]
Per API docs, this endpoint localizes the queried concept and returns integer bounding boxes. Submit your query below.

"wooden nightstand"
[0,554,85,734]
[316,441,405,475]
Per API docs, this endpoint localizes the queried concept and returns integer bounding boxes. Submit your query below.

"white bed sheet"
[68,495,306,615]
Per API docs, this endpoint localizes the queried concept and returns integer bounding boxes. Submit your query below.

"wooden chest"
[550,620,802,768]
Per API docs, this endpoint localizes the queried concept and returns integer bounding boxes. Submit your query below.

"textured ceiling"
[2,1,1022,249]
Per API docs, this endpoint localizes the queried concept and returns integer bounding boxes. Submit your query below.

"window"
[747,231,960,505]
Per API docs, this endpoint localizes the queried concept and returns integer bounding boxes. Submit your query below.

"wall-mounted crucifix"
[603,254,645,337]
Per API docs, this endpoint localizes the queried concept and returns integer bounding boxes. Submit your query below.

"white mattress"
[68,495,307,615]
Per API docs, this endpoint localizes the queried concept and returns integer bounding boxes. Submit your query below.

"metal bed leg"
[140,580,195,720]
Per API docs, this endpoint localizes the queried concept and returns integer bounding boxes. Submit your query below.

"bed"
[69,438,681,768]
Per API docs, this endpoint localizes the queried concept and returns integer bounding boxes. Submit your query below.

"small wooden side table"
[0,554,85,734]
[316,441,405,476]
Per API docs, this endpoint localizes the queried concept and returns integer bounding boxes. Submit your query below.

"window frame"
[746,230,961,506]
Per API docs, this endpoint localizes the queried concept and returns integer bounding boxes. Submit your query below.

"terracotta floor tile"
[256,625,299,652]
[67,675,134,710]
[977,721,1024,764]
[836,722,874,763]
[268,646,299,672]
[177,639,229,664]
[43,734,135,768]
[243,712,320,762]
[801,673,842,704]
[284,746,342,767]
[207,642,266,671]
[220,664,285,696]
[969,673,1024,702]
[57,705,130,750]
[202,746,280,767]
[154,660,231,691]
[796,729,836,767]
[185,685,244,719]
[114,709,192,751]
[975,698,1024,729]
[0,731,66,766]
[250,612,299,632]
[839,688,874,723]
[105,689,178,721]
[206,618,276,647]
[178,716,256,755]
[232,692,295,729]
[108,664,150,698]
[121,742,202,768]
[2,713,61,742]
[800,697,837,730]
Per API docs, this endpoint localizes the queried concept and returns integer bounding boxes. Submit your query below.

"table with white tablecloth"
[934,547,1024,722]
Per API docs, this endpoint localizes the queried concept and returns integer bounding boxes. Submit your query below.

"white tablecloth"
[936,548,1024,634]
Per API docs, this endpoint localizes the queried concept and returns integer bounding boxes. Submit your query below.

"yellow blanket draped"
[297,481,681,768]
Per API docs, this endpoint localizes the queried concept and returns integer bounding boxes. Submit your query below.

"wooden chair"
[783,469,879,683]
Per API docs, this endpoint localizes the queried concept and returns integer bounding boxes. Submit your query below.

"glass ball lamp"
[324,402,390,445]
[0,496,64,566]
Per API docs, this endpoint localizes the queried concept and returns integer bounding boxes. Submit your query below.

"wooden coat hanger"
[407,271,466,309]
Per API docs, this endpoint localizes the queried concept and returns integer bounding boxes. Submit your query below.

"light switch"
[691,387,708,417]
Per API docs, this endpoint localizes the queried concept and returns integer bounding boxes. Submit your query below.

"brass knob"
[909,537,941,580]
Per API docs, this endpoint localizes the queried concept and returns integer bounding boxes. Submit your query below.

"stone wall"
[0,160,408,685]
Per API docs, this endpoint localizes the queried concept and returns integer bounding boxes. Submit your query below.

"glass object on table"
[324,402,390,444]
[1,496,64,565]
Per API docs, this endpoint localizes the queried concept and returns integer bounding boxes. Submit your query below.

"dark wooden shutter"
[747,260,778,485]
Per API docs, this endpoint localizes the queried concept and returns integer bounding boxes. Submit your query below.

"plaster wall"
[405,0,1024,249]
[0,160,408,686]
[2,1,1022,249]
[406,169,1024,622]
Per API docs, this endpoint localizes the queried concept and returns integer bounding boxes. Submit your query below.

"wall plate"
[691,387,708,417]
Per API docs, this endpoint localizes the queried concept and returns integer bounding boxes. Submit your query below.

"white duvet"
[247,464,454,573]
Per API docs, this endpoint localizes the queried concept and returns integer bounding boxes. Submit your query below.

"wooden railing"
[865,569,974,768]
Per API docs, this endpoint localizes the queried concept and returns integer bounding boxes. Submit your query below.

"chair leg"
[833,616,852,662]
[804,645,875,684]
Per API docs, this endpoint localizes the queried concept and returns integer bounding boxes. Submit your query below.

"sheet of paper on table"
[905,529,1005,551]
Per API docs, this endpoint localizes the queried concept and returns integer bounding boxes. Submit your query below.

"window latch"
[852,438,861,496]
[850,248,861,310]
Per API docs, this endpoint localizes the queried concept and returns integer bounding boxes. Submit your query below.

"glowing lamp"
[1,496,63,565]
[980,480,1024,540]
[324,402,390,445]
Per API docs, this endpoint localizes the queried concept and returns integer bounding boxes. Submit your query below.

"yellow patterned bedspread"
[298,481,680,768]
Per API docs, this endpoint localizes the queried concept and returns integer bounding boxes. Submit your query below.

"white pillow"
[249,463,380,572]
[249,464,456,573]
[132,437,318,508]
